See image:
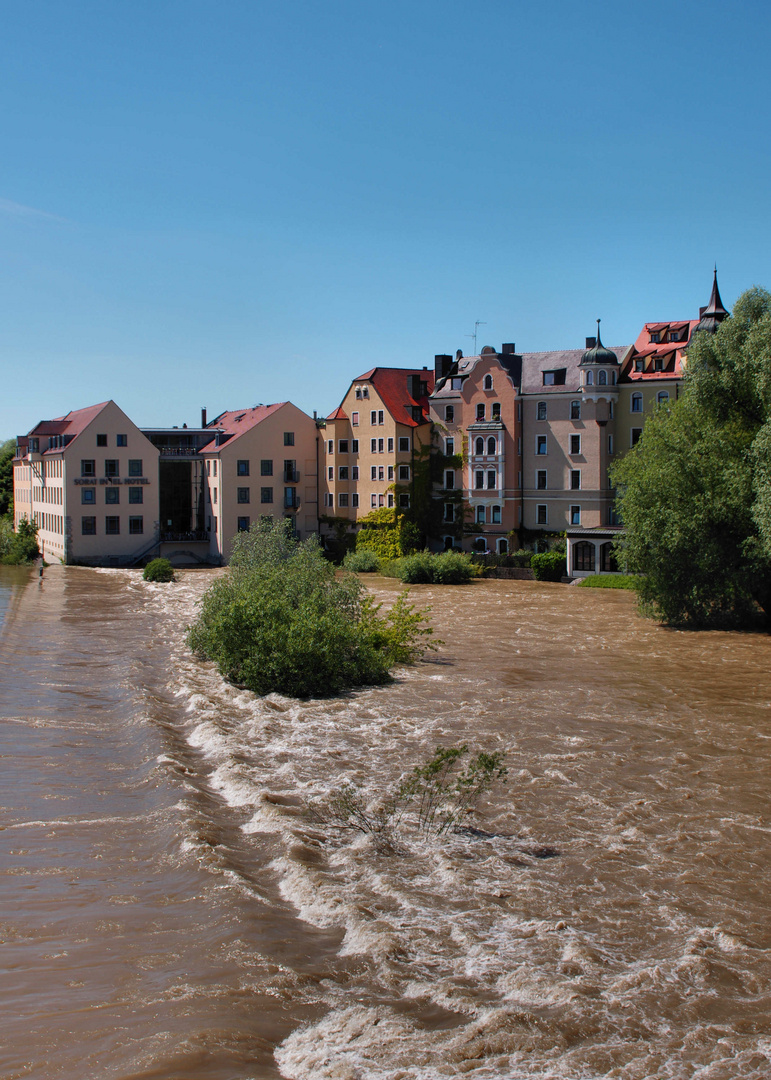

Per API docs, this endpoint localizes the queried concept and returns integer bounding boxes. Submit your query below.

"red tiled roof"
[202,402,286,450]
[23,401,113,454]
[348,367,435,427]
[327,406,348,421]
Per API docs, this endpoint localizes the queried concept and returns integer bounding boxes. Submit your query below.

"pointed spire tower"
[694,267,729,335]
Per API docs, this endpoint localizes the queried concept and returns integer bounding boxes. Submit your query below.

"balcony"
[284,468,300,483]
[156,445,201,457]
[284,492,301,510]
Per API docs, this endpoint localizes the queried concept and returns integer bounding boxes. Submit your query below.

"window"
[237,488,250,503]
[371,466,377,480]
[451,377,463,390]
[327,440,333,454]
[81,488,95,504]
[608,402,614,419]
[492,402,501,421]
[105,516,120,535]
[631,428,642,447]
[213,516,217,533]
[129,516,143,534]
[284,488,297,509]
[475,470,484,489]
[608,434,614,455]
[387,465,394,480]
[543,369,565,385]
[212,488,217,503]
[338,493,349,508]
[486,470,496,489]
[371,494,377,507]
[351,466,359,480]
[370,410,377,425]
[518,437,522,456]
[352,412,359,426]
[237,517,250,531]
[484,374,493,390]
[351,494,359,508]
[570,470,581,490]
[445,470,454,489]
[497,537,508,554]
[476,404,485,421]
[106,487,120,504]
[371,439,377,452]
[475,437,484,455]
[445,405,454,423]
[339,466,348,480]
[105,460,118,477]
[634,359,644,372]
[207,461,211,475]
[82,516,96,535]
[355,387,362,399]
[571,400,581,420]
[81,460,95,477]
[261,487,273,503]
[399,494,410,508]
[536,435,547,455]
[328,466,334,480]
[339,440,348,453]
[485,436,497,455]
[398,464,409,481]
[600,542,617,572]
[570,435,581,455]
[378,494,385,507]
[492,505,501,524]
[650,332,660,344]
[575,541,595,571]
[323,493,333,507]
[444,503,455,522]
[387,493,394,508]
[261,460,273,476]
[363,386,369,398]
[611,371,616,384]
[570,505,581,526]
[378,467,384,481]
[351,439,359,453]
[128,459,142,477]
[378,410,384,425]
[237,460,250,476]
[96,434,107,446]
[537,401,547,421]
[117,434,127,447]
[654,358,663,372]
[598,370,607,385]
[377,438,384,453]
[476,505,485,524]
[283,432,294,446]
[586,370,593,386]
[129,487,143,504]
[537,470,547,490]
[657,390,669,404]
[631,393,643,413]
[445,437,454,455]
[537,504,548,525]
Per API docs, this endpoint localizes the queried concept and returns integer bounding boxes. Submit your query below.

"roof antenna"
[466,320,486,355]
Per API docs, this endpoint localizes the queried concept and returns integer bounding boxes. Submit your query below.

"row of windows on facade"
[81,459,144,477]
[205,486,299,508]
[327,437,412,454]
[29,434,129,454]
[327,465,410,482]
[323,493,411,509]
[81,487,145,504]
[442,403,502,425]
[81,515,145,535]
[231,459,299,479]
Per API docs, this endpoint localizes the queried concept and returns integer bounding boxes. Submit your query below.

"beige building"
[321,366,434,537]
[200,402,319,562]
[14,400,160,565]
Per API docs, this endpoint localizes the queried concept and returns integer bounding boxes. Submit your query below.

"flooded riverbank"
[2,565,770,1079]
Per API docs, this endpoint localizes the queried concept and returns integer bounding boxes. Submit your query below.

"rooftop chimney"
[585,336,597,349]
[434,354,453,380]
[501,343,516,354]
[201,407,207,428]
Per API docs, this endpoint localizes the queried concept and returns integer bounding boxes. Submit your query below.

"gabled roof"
[201,403,286,451]
[326,406,348,421]
[344,367,435,427]
[22,401,113,455]
[519,348,628,394]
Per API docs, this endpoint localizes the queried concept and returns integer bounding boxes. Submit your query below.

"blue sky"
[2,0,770,438]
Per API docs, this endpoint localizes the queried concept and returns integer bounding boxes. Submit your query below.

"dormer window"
[654,358,663,372]
[635,359,644,372]
[451,377,463,390]
[650,332,660,344]
[668,330,680,343]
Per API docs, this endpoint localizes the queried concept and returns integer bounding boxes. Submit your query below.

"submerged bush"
[379,549,478,585]
[187,518,437,698]
[342,548,380,573]
[531,549,566,582]
[0,516,39,565]
[143,558,176,582]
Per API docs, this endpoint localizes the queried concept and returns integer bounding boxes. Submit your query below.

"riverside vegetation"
[187,518,438,698]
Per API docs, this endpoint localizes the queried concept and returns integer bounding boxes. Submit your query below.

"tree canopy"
[0,439,15,518]
[612,286,771,627]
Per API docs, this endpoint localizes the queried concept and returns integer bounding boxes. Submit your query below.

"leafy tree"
[0,516,39,565]
[612,286,771,626]
[143,557,176,582]
[187,518,436,698]
[0,439,15,518]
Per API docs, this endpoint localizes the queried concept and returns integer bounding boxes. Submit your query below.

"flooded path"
[1,565,770,1079]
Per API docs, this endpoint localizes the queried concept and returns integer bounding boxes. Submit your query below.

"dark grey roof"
[519,347,628,394]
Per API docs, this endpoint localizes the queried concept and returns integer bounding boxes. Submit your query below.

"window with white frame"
[608,434,614,454]
[352,412,359,426]
[351,439,359,453]
[388,493,394,507]
[328,466,333,480]
[598,370,607,385]
[371,494,377,507]
[399,437,410,452]
[378,466,384,480]
[445,437,454,455]
[370,439,377,452]
[536,470,547,490]
[398,464,409,480]
[657,390,669,404]
[476,403,485,420]
[444,503,455,522]
[475,437,484,455]
[571,400,581,420]
[570,434,581,455]
[399,494,410,508]
[370,466,377,480]
[570,504,581,525]
[570,470,581,490]
[370,410,377,424]
[351,494,359,507]
[338,466,348,480]
[475,470,484,489]
[536,504,547,525]
[352,466,359,479]
[491,505,501,524]
[484,374,493,389]
[492,402,501,420]
[631,393,643,413]
[378,410,384,424]
[387,465,394,480]
[338,493,349,507]
[486,470,496,489]
[377,438,384,453]
[476,505,485,524]
[586,370,593,385]
[536,435,547,455]
[338,440,348,453]
[487,436,496,454]
[537,401,547,421]
[445,470,454,489]
[631,428,642,446]
[445,405,454,423]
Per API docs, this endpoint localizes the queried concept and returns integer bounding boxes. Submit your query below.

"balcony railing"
[284,469,300,482]
[284,495,301,510]
[160,529,209,542]
[156,446,201,457]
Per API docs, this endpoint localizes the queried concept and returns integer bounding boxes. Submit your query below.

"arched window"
[600,542,617,573]
[474,536,487,552]
[475,437,484,455]
[476,505,486,524]
[444,535,454,550]
[611,370,616,385]
[487,436,497,454]
[657,390,669,404]
[598,370,607,385]
[497,537,508,554]
[491,505,501,524]
[537,401,547,420]
[574,541,595,572]
[631,393,643,413]
[586,371,593,386]
[483,374,493,390]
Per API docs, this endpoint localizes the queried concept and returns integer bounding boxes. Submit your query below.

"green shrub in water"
[143,558,176,582]
[342,548,380,573]
[187,518,437,698]
[0,516,40,565]
[531,549,567,582]
[380,550,478,585]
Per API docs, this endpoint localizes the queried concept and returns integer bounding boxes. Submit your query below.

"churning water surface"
[1,565,770,1080]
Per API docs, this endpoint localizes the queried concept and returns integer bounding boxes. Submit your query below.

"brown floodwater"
[1,565,770,1080]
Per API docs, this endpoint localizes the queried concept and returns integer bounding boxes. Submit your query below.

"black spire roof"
[693,268,729,336]
[580,319,619,366]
